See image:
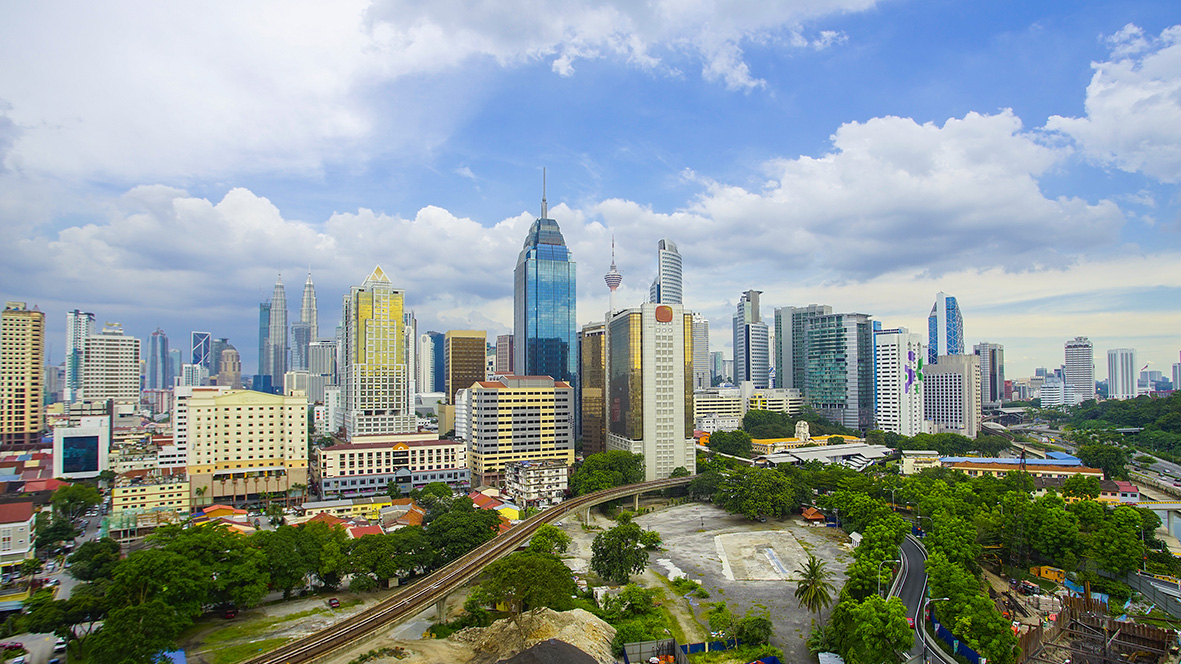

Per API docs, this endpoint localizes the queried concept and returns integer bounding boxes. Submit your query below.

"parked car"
[54,638,66,653]
[327,598,340,609]
[223,606,238,619]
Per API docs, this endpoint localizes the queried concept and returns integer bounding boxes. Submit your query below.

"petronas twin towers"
[259,272,319,390]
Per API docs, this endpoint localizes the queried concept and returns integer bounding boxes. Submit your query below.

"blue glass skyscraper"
[927,291,964,364]
[513,182,577,384]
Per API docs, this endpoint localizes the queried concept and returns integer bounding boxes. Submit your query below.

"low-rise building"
[502,459,568,507]
[754,443,892,471]
[900,450,941,475]
[0,502,35,573]
[311,433,468,498]
[111,473,191,517]
[300,495,396,521]
[944,459,1102,480]
[750,434,861,456]
[1032,476,1138,504]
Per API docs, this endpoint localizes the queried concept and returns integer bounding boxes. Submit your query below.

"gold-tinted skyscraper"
[578,321,606,456]
[1,302,45,449]
[445,330,486,404]
[341,266,413,438]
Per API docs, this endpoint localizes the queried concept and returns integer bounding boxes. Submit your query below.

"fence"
[621,638,690,664]
[1123,571,1181,619]
[932,621,984,664]
[679,638,742,653]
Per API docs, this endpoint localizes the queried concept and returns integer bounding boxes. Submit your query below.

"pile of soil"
[449,608,616,664]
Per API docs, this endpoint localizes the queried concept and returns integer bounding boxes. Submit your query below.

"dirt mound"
[450,608,617,664]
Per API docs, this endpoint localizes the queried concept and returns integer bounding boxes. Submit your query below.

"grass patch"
[207,638,291,664]
[202,607,331,646]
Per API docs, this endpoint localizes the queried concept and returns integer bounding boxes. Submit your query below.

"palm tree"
[290,483,307,508]
[21,557,43,593]
[195,485,207,509]
[793,553,836,626]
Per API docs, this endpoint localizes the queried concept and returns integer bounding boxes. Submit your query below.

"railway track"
[243,476,691,664]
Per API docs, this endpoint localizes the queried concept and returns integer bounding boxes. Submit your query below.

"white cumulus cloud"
[1047,24,1181,183]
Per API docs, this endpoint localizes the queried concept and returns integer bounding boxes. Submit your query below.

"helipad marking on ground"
[764,547,789,576]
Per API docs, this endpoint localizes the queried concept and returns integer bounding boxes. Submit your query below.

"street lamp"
[922,596,951,664]
[878,558,901,596]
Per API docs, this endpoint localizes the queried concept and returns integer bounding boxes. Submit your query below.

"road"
[897,535,928,660]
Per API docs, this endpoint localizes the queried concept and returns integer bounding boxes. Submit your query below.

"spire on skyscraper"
[604,235,622,315]
[541,167,548,220]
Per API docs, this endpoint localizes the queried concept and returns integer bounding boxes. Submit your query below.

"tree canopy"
[569,451,644,495]
[590,522,649,585]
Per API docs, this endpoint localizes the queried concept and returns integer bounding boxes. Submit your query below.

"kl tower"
[604,236,622,315]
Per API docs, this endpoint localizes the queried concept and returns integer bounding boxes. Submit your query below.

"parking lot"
[560,501,853,663]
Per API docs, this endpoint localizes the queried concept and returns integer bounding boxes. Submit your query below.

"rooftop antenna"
[541,167,548,219]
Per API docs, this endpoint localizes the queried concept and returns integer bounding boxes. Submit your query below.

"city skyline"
[1,3,1178,381]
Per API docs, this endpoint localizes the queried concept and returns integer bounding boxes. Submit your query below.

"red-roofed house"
[348,525,384,539]
[801,507,826,522]
[0,502,35,572]
[1115,481,1140,503]
[306,512,348,529]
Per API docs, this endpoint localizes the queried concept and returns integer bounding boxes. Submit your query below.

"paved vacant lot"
[629,501,853,663]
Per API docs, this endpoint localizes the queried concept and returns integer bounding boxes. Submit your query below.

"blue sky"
[1,0,1179,381]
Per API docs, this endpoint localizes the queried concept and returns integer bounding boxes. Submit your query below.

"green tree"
[708,601,735,637]
[51,483,102,521]
[425,500,502,564]
[87,599,189,664]
[253,525,312,599]
[481,551,575,624]
[386,480,403,499]
[35,517,77,553]
[1062,474,1101,499]
[1076,444,1128,480]
[831,595,912,664]
[670,466,691,478]
[149,524,270,608]
[590,522,649,585]
[708,430,753,457]
[688,470,723,501]
[793,553,836,624]
[1092,506,1145,575]
[736,607,774,645]
[569,451,645,495]
[715,466,801,520]
[67,537,121,582]
[527,523,572,556]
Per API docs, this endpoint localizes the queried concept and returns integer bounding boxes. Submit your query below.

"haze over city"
[1,1,1179,379]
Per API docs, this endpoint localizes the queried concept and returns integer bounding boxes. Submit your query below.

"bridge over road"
[244,476,692,664]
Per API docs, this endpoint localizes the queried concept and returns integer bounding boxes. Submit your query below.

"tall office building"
[495,335,514,374]
[805,312,874,431]
[1107,348,1138,400]
[774,304,832,393]
[341,266,414,437]
[403,311,417,413]
[691,314,710,389]
[973,342,1005,409]
[733,290,769,388]
[168,349,182,387]
[711,351,724,383]
[648,238,683,305]
[1171,353,1181,394]
[927,292,964,364]
[210,338,230,377]
[606,303,696,481]
[216,346,241,389]
[268,276,289,386]
[1,302,45,448]
[1064,337,1096,404]
[924,353,981,437]
[874,327,926,437]
[445,330,486,404]
[307,339,337,404]
[190,331,212,376]
[146,328,170,391]
[257,302,271,387]
[291,273,318,371]
[65,309,95,403]
[418,333,436,393]
[578,322,606,456]
[82,323,141,406]
[425,331,445,394]
[513,184,577,384]
[463,376,575,487]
